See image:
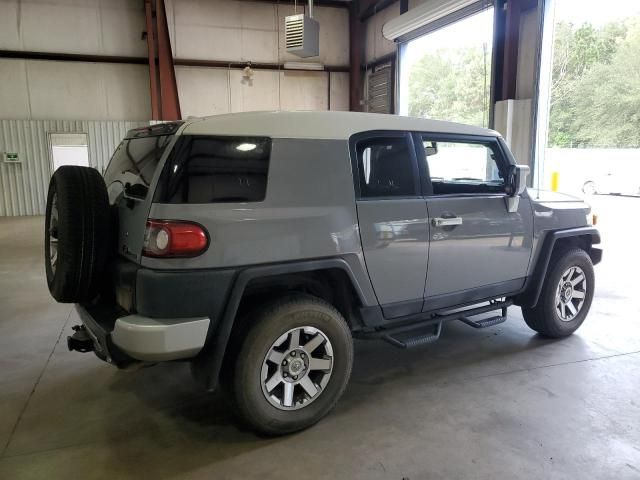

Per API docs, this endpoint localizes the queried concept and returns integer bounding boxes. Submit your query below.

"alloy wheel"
[261,326,334,410]
[555,266,587,321]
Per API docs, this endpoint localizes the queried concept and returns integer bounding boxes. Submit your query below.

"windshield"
[104,135,174,200]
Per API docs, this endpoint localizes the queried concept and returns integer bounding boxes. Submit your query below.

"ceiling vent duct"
[285,6,319,58]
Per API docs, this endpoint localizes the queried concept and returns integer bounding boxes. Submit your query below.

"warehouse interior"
[1,0,639,478]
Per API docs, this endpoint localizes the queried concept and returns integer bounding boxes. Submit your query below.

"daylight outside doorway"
[399,7,494,128]
[537,0,640,197]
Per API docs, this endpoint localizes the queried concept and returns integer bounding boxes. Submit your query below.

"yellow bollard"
[551,171,559,192]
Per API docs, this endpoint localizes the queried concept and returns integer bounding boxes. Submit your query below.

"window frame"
[349,130,421,200]
[411,132,512,198]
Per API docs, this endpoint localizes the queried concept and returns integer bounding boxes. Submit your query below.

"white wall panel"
[0,119,145,216]
[330,72,350,111]
[0,59,150,121]
[101,64,152,120]
[229,70,280,112]
[176,67,231,118]
[100,0,148,57]
[26,61,108,120]
[0,0,21,50]
[0,0,147,57]
[0,60,31,119]
[365,3,399,64]
[279,71,328,111]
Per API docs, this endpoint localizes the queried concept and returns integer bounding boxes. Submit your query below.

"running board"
[382,322,442,349]
[459,306,508,329]
[359,300,512,349]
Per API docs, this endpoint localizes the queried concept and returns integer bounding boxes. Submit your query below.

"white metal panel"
[0,119,145,216]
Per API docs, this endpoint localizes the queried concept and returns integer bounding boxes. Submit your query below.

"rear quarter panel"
[143,138,370,287]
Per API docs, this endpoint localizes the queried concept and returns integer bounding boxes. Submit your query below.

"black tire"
[231,295,353,435]
[522,248,595,337]
[45,166,110,303]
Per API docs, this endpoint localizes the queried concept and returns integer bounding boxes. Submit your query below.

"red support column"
[155,0,181,120]
[144,0,181,121]
[144,0,160,120]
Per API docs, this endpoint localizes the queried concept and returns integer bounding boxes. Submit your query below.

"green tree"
[570,19,640,147]
[408,45,491,127]
[548,20,628,146]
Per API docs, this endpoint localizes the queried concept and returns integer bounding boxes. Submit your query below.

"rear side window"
[355,136,418,198]
[155,136,271,203]
[104,135,173,199]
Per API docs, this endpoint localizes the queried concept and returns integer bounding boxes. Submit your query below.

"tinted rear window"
[104,135,173,198]
[154,136,271,204]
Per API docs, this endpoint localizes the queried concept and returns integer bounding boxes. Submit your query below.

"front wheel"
[522,248,595,337]
[231,295,353,435]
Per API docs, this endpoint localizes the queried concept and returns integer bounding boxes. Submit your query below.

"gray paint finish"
[425,194,534,297]
[142,138,378,306]
[144,139,362,269]
[356,198,429,306]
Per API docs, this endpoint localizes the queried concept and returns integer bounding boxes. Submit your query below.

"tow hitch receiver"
[67,325,94,353]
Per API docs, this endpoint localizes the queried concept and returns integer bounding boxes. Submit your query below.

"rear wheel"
[522,248,595,337]
[231,295,353,435]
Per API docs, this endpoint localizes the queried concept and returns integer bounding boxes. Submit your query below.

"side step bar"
[362,300,512,349]
[383,322,442,349]
[459,306,508,329]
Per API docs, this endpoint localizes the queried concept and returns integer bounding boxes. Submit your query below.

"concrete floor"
[0,195,639,479]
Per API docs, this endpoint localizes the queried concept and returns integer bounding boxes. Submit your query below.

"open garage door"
[397,3,494,128]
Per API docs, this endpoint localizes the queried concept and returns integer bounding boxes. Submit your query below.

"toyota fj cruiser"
[45,111,602,435]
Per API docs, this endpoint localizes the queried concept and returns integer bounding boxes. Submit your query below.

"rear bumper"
[75,304,210,364]
[112,315,209,361]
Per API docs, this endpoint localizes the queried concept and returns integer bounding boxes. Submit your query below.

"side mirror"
[505,165,530,213]
[512,164,530,196]
[424,141,438,157]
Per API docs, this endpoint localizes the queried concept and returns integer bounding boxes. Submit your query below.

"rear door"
[352,132,429,318]
[414,134,533,310]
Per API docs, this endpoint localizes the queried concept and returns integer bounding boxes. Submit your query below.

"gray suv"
[44,111,602,435]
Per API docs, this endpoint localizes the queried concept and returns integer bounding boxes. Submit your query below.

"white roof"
[181,111,500,140]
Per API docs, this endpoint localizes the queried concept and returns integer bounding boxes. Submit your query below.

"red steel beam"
[155,0,181,120]
[144,0,160,120]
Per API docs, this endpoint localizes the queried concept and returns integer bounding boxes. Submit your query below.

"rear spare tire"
[45,166,110,303]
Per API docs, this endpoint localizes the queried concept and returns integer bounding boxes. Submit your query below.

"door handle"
[432,216,463,227]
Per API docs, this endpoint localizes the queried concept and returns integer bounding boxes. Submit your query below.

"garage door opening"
[537,0,640,197]
[399,6,494,128]
[49,133,90,173]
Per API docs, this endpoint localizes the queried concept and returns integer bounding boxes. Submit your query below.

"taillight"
[143,220,209,257]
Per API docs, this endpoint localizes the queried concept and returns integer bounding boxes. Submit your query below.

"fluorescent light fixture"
[283,61,324,71]
[236,143,257,152]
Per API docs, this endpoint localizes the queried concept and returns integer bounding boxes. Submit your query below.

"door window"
[420,137,506,195]
[355,135,418,198]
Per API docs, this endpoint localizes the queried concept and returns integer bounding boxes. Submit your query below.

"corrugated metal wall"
[0,120,146,216]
